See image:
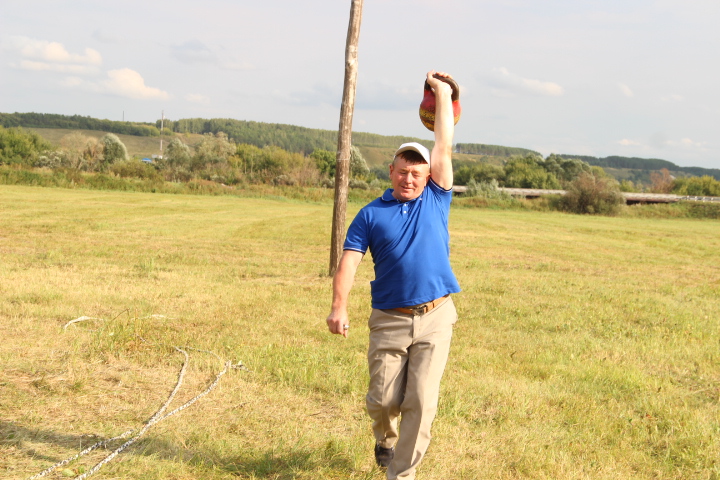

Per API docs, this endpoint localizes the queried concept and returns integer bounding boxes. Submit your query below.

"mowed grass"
[1,184,718,480]
[28,128,205,157]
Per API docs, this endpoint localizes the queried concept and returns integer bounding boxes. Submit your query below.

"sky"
[1,0,718,169]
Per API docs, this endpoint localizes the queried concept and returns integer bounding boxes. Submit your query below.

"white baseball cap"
[394,142,430,166]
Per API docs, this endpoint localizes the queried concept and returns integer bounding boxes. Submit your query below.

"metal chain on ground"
[27,321,245,480]
[26,430,134,480]
[74,353,237,480]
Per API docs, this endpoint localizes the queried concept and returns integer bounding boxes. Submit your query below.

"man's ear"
[389,164,394,175]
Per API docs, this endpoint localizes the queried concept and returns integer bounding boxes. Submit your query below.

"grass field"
[1,185,718,480]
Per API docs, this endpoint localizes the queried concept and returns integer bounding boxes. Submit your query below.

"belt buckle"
[411,304,429,316]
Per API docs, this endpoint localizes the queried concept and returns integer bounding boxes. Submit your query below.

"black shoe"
[374,443,394,468]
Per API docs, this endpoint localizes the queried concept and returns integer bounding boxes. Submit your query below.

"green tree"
[236,143,264,177]
[0,126,52,166]
[350,145,370,179]
[503,154,561,189]
[311,149,336,177]
[192,132,235,169]
[101,133,128,169]
[455,163,505,185]
[543,154,592,183]
[619,179,639,192]
[164,138,192,168]
[672,176,720,196]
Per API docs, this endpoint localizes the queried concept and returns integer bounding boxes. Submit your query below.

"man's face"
[389,157,430,202]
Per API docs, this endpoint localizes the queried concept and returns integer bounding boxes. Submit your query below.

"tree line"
[4,125,720,218]
[455,143,540,157]
[558,154,720,181]
[0,112,161,137]
[4,124,719,198]
[159,117,431,154]
[5,112,715,182]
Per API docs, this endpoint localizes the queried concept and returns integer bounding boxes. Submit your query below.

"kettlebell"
[419,74,461,131]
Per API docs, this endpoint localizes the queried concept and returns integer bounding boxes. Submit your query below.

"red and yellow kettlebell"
[419,74,461,131]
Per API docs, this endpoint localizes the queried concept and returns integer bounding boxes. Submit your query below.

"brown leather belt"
[393,295,449,316]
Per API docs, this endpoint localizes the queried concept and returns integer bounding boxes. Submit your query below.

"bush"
[455,163,505,185]
[35,151,66,169]
[59,132,103,171]
[369,178,387,190]
[273,174,296,186]
[192,132,235,169]
[311,149,336,177]
[558,172,625,215]
[110,159,163,181]
[619,179,639,192]
[672,175,720,197]
[0,126,53,166]
[465,178,511,200]
[349,178,369,190]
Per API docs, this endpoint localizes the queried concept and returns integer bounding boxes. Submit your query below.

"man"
[326,70,461,480]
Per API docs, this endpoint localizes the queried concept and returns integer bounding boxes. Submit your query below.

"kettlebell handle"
[424,74,460,102]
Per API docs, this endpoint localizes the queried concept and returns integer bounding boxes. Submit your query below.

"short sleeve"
[343,209,369,253]
[427,178,453,209]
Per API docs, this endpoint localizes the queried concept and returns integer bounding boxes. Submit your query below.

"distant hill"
[455,143,540,157]
[162,117,433,155]
[3,111,716,180]
[0,112,161,137]
[558,154,720,181]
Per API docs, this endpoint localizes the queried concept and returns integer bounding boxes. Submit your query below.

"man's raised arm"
[426,70,455,190]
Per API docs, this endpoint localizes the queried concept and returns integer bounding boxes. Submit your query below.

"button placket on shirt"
[401,196,421,216]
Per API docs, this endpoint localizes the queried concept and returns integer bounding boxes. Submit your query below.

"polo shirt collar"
[381,188,424,203]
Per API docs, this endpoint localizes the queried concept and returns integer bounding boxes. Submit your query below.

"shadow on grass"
[132,435,359,478]
[1,420,113,466]
[221,448,355,477]
[3,420,359,478]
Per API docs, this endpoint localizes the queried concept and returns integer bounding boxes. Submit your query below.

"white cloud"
[489,67,564,97]
[185,93,211,104]
[19,60,99,75]
[618,136,708,153]
[8,36,101,65]
[62,69,170,100]
[100,69,169,100]
[669,137,707,149]
[618,83,634,97]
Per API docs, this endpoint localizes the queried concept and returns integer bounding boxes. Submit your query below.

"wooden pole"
[329,0,364,276]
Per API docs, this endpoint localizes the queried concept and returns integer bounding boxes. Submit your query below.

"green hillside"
[0,112,161,137]
[3,112,716,181]
[559,154,720,181]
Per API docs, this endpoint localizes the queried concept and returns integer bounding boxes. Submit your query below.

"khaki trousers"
[366,296,457,480]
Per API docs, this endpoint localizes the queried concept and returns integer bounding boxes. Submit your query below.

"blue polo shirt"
[343,179,461,309]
